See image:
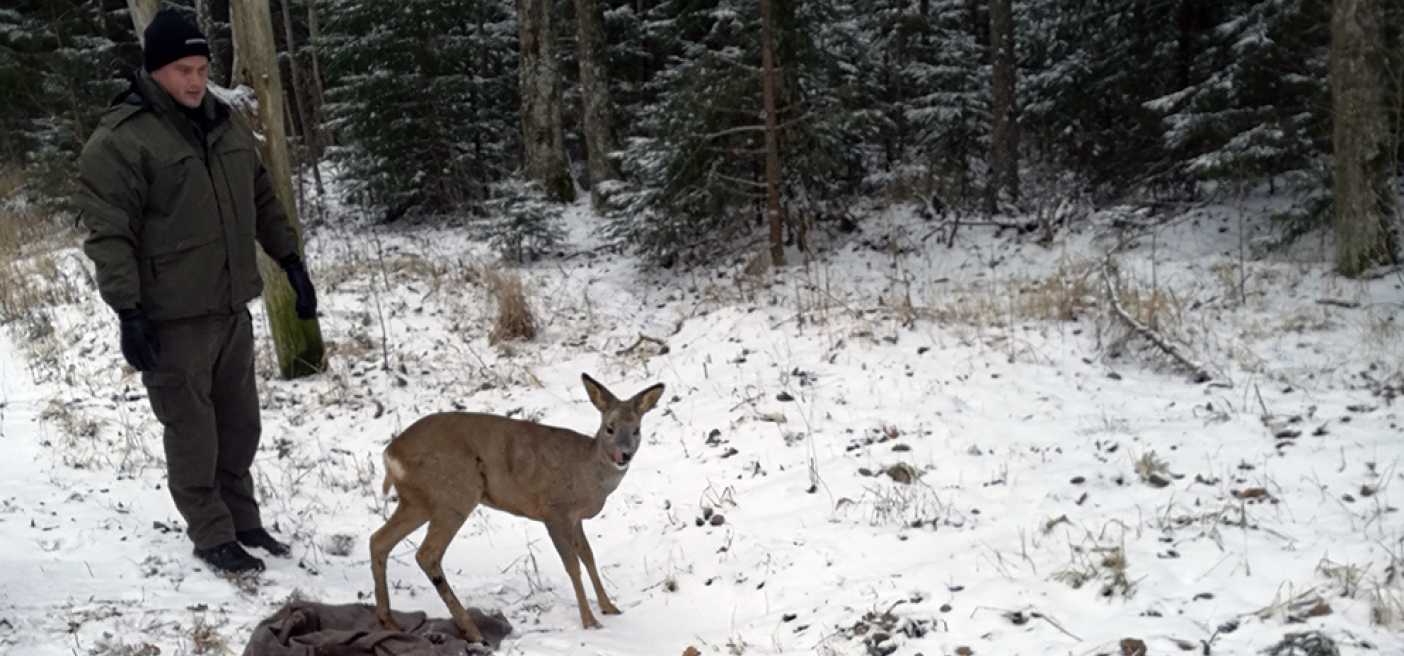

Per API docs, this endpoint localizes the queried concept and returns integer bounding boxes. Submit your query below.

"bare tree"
[304,0,331,178]
[125,0,159,39]
[278,0,323,204]
[193,0,226,86]
[1331,0,1397,275]
[517,0,575,202]
[229,0,326,377]
[279,0,311,146]
[760,0,784,267]
[573,0,618,210]
[987,0,1018,214]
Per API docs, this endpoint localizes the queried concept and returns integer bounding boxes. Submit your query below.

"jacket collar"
[122,70,231,134]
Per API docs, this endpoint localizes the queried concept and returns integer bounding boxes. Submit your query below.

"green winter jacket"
[75,71,300,321]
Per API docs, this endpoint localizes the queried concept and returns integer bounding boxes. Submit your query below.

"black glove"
[117,308,160,372]
[279,254,318,320]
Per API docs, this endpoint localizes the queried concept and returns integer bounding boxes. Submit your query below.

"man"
[74,9,318,575]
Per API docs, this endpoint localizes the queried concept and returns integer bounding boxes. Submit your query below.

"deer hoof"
[582,614,603,629]
[600,600,622,615]
[377,612,403,632]
[456,621,485,643]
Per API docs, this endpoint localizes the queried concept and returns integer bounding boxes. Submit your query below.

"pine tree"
[1021,0,1183,191]
[320,0,520,219]
[1,1,127,198]
[606,0,872,264]
[1148,0,1330,188]
[476,177,567,263]
[598,0,661,134]
[858,0,988,205]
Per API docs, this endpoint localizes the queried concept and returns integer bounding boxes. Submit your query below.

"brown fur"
[370,374,665,639]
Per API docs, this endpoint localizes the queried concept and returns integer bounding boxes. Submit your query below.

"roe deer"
[370,373,666,640]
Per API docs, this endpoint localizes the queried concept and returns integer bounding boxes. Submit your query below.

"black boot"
[237,527,291,557]
[194,541,265,574]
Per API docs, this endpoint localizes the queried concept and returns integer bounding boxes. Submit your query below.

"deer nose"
[619,450,633,463]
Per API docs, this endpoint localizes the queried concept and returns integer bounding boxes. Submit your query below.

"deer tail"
[381,451,404,496]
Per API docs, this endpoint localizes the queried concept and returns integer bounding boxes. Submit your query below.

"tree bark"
[279,0,312,150]
[573,0,618,210]
[229,0,326,378]
[305,0,329,154]
[1331,0,1397,276]
[303,0,330,205]
[760,0,784,267]
[517,0,575,202]
[194,0,226,86]
[126,0,159,40]
[987,0,1018,215]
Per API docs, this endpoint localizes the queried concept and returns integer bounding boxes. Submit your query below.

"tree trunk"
[760,0,784,267]
[194,0,226,86]
[304,0,329,202]
[573,0,618,210]
[278,0,314,207]
[229,0,326,378]
[517,0,575,202]
[987,0,1018,214]
[1331,0,1397,276]
[126,0,159,40]
[280,0,311,149]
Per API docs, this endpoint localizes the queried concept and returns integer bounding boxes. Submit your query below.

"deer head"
[582,373,665,470]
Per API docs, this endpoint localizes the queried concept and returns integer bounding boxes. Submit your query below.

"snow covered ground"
[1,196,1402,655]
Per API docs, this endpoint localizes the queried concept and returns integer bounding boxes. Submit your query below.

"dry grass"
[0,165,84,330]
[187,611,229,654]
[0,170,73,260]
[1372,585,1404,628]
[1134,450,1171,487]
[1020,258,1098,321]
[484,266,537,344]
[1111,274,1187,333]
[930,257,1100,327]
[1052,536,1134,599]
[1359,306,1402,372]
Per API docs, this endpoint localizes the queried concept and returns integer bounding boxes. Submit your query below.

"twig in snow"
[1029,610,1083,642]
[970,605,1082,642]
[1101,258,1212,383]
[615,333,668,356]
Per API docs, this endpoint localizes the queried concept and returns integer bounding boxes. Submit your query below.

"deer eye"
[605,425,615,435]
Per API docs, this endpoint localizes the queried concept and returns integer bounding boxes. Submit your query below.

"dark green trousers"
[141,309,264,549]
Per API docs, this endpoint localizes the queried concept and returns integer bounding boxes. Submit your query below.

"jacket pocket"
[141,153,221,258]
[140,234,227,320]
[145,153,194,214]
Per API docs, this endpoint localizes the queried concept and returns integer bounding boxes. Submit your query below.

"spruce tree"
[320,0,520,219]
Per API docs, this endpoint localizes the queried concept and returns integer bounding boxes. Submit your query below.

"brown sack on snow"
[241,601,512,656]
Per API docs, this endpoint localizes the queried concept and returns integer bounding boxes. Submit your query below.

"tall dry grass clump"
[484,266,537,344]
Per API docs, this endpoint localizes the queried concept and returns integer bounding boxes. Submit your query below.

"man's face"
[151,55,210,109]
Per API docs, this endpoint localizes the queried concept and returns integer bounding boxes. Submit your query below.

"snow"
[2,191,1402,656]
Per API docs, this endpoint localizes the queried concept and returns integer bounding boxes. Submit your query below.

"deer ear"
[582,373,617,412]
[632,383,665,415]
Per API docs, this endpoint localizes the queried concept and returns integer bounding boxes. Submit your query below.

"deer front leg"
[574,520,620,615]
[546,518,601,629]
[417,510,485,643]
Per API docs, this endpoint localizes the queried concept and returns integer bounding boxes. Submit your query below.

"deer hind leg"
[417,508,484,642]
[370,502,430,631]
[573,520,619,615]
[546,518,600,629]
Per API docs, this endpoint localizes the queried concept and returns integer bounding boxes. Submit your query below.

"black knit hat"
[142,9,211,73]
